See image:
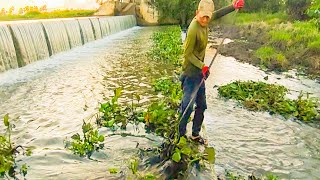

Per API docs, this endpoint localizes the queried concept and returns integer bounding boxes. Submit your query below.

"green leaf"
[144,173,155,179]
[204,147,215,164]
[4,113,9,127]
[130,159,138,174]
[107,120,115,127]
[25,147,34,156]
[71,133,81,140]
[108,168,119,174]
[134,94,141,102]
[98,135,105,142]
[82,123,91,134]
[20,164,28,176]
[172,151,181,162]
[137,117,145,122]
[177,136,187,148]
[114,88,122,98]
[181,147,191,156]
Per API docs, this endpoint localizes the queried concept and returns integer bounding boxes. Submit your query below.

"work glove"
[233,0,244,9]
[202,66,210,80]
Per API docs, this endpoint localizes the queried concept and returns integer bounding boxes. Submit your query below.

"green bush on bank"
[0,10,96,21]
[218,81,319,122]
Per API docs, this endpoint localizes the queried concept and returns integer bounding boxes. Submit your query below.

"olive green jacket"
[182,5,235,77]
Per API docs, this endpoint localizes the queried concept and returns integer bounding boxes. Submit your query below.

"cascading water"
[0,15,137,73]
[89,18,102,40]
[9,21,50,66]
[42,20,71,54]
[99,17,112,36]
[77,18,95,43]
[62,19,83,48]
[0,24,18,72]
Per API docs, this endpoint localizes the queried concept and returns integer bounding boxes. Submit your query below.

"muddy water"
[0,26,319,180]
[0,26,167,179]
[204,48,320,179]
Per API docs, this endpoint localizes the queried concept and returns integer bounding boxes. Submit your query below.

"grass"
[254,46,288,71]
[230,12,320,77]
[0,10,96,21]
[235,12,288,25]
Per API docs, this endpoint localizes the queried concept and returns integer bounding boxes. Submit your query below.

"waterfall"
[77,19,95,44]
[9,21,50,67]
[0,24,18,72]
[99,17,111,37]
[0,15,137,73]
[109,17,121,34]
[42,20,71,54]
[62,19,83,48]
[89,18,102,40]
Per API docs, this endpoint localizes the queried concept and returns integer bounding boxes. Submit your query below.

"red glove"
[233,0,244,9]
[202,66,210,79]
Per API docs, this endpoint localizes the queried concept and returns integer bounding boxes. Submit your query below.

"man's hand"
[233,0,244,9]
[202,66,210,80]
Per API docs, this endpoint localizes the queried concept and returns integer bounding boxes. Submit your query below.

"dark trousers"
[179,74,207,137]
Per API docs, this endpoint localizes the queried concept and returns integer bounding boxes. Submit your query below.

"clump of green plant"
[224,170,279,180]
[218,81,319,121]
[98,88,125,128]
[98,88,145,129]
[148,26,183,66]
[143,101,178,137]
[0,114,28,178]
[67,121,105,158]
[152,76,183,108]
[108,167,119,174]
[170,136,215,165]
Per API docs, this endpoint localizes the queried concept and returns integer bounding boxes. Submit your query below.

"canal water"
[0,26,319,179]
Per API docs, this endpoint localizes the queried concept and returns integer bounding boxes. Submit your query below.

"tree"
[40,5,47,12]
[286,0,312,20]
[18,8,24,15]
[24,6,30,13]
[8,6,14,15]
[154,0,199,27]
[33,6,39,12]
[0,8,5,16]
[96,0,105,5]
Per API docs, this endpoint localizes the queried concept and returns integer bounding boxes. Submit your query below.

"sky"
[0,0,98,9]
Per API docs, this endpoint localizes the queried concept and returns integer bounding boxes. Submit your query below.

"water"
[9,21,50,66]
[203,50,320,179]
[89,18,103,40]
[0,24,17,72]
[77,18,95,43]
[42,20,71,55]
[62,19,83,48]
[0,26,167,179]
[0,15,136,73]
[0,26,319,179]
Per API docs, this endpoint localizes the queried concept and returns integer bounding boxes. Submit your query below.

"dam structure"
[0,15,137,72]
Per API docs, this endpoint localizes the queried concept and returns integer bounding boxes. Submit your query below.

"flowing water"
[0,25,17,71]
[0,26,319,179]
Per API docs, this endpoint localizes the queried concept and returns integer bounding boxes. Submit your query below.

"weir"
[0,15,136,73]
[0,25,17,72]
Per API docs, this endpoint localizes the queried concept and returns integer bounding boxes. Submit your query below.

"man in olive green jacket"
[179,0,244,144]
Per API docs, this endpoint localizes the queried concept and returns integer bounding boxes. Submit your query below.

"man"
[179,0,244,144]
